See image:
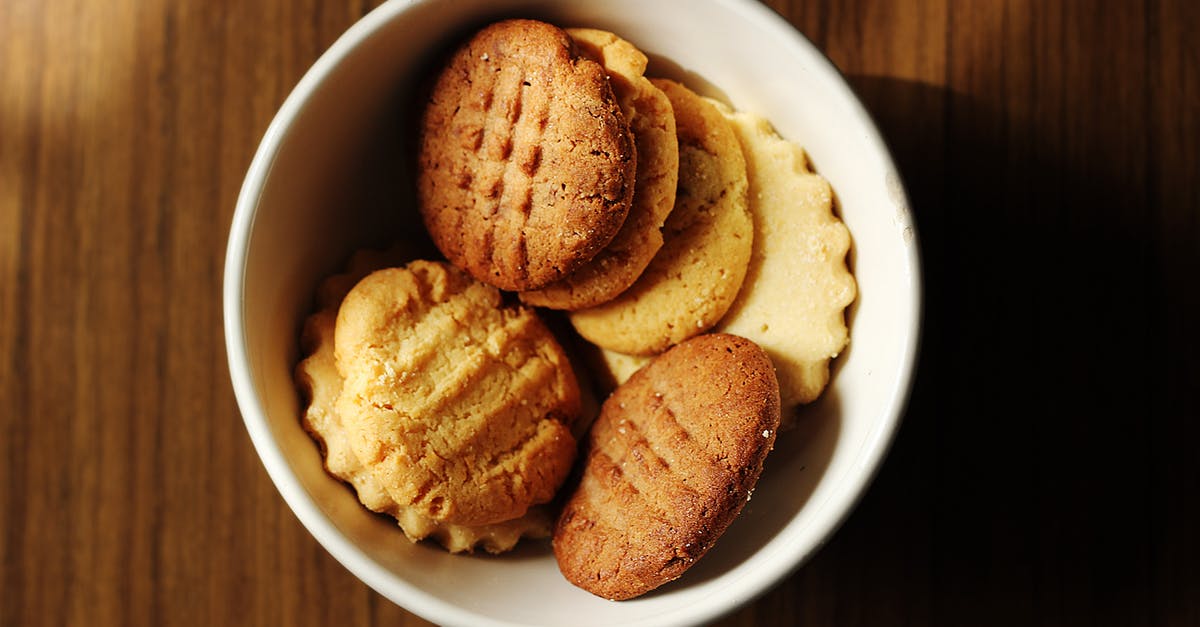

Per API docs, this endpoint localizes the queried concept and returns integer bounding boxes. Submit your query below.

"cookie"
[296,250,558,553]
[568,79,752,355]
[581,344,650,399]
[332,260,580,528]
[712,105,856,408]
[553,333,781,600]
[519,28,678,310]
[418,19,636,292]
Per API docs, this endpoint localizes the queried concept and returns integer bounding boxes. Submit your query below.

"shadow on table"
[723,75,1199,626]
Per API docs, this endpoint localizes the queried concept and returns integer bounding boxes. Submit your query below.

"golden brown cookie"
[568,79,751,355]
[418,19,636,292]
[333,261,580,527]
[519,28,678,310]
[299,250,402,516]
[296,250,559,553]
[553,333,781,600]
[712,104,856,409]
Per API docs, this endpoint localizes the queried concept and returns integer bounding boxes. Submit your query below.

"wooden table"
[3,1,1197,624]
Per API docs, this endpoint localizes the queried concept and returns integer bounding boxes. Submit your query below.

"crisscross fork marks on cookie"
[298,253,571,553]
[419,19,634,291]
[594,415,714,530]
[553,334,779,600]
[333,261,579,526]
[604,395,727,505]
[518,28,679,311]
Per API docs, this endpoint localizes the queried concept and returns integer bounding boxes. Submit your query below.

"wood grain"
[1,1,1196,625]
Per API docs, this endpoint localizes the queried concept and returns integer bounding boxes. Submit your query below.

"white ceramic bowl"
[224,0,921,625]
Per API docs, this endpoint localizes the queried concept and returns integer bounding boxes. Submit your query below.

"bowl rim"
[222,0,923,624]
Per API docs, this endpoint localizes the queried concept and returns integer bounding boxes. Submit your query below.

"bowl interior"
[225,0,920,625]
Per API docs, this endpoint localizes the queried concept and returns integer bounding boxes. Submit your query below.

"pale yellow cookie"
[334,261,579,528]
[520,28,679,310]
[295,251,563,553]
[569,79,751,355]
[712,104,856,409]
[579,344,650,399]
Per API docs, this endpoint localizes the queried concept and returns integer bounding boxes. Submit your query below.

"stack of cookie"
[296,18,855,601]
